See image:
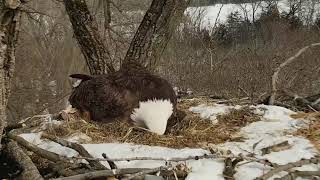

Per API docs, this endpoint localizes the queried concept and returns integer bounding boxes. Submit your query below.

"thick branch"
[63,0,115,75]
[4,140,43,180]
[255,157,320,180]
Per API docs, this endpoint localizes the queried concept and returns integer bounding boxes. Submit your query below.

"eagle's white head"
[130,99,173,135]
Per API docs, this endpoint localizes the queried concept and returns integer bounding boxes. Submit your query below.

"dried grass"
[46,98,261,148]
[291,112,320,151]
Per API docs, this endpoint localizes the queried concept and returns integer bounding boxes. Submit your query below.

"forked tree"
[64,0,190,74]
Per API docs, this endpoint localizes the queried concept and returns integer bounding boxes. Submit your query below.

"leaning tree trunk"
[63,0,115,75]
[0,0,22,149]
[123,0,190,71]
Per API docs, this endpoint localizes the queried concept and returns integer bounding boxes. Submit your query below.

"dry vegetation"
[291,112,320,151]
[46,98,262,148]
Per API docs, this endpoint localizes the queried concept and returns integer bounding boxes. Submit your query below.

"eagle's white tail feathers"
[130,99,173,135]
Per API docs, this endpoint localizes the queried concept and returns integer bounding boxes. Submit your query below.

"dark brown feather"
[69,61,177,123]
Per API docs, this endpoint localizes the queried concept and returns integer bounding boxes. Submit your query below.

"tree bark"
[63,0,115,75]
[0,0,22,149]
[64,0,189,74]
[4,140,43,180]
[123,0,190,71]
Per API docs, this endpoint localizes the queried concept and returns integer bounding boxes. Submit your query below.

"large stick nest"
[46,98,261,148]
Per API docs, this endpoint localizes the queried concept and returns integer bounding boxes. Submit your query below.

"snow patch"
[189,103,239,121]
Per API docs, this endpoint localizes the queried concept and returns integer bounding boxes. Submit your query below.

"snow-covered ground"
[186,0,320,29]
[19,103,319,180]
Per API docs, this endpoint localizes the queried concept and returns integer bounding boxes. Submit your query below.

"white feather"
[130,99,173,135]
[72,79,82,88]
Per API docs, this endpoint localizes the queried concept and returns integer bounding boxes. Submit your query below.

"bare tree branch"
[255,157,320,180]
[269,43,320,105]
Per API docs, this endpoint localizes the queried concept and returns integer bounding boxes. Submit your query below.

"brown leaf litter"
[46,98,262,149]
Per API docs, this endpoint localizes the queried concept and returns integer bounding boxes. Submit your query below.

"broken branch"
[256,157,320,180]
[269,43,320,105]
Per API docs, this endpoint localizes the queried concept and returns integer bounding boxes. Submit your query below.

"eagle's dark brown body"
[69,62,177,123]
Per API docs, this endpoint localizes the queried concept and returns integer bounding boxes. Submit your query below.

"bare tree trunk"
[123,0,190,71]
[0,0,22,149]
[63,0,115,75]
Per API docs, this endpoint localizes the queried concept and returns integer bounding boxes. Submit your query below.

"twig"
[260,141,290,155]
[70,153,214,162]
[4,140,44,180]
[68,153,278,168]
[270,42,320,105]
[41,133,107,170]
[255,157,320,180]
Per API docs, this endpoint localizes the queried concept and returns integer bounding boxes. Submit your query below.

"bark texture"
[63,0,115,75]
[4,140,43,180]
[0,0,21,149]
[123,0,190,71]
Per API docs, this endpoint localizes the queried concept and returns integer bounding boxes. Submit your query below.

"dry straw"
[47,98,261,148]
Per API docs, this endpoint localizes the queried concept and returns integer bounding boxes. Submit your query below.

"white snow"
[189,103,241,121]
[18,103,319,180]
[186,0,320,29]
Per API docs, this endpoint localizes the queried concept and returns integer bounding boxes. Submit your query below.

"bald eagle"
[69,62,177,135]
